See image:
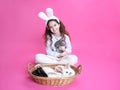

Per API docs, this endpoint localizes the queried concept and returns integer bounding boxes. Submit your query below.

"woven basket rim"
[27,63,82,86]
[28,64,81,79]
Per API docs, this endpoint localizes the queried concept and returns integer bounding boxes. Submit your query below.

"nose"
[52,27,56,30]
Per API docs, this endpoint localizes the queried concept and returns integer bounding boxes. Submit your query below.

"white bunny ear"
[46,8,54,18]
[38,8,60,25]
[38,12,48,21]
[65,63,70,69]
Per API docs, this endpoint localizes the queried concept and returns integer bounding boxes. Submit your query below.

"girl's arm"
[65,35,72,54]
[46,39,60,57]
[58,35,72,57]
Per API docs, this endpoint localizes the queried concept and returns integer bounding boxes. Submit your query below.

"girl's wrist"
[60,51,67,57]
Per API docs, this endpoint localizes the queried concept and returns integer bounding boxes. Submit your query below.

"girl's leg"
[34,54,58,64]
[59,55,78,65]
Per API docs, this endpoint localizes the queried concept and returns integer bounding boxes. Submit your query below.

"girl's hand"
[59,46,66,52]
[58,51,67,58]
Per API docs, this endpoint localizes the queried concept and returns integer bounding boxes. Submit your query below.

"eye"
[54,24,57,27]
[66,71,68,73]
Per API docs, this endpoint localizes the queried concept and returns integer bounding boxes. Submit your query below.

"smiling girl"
[35,8,78,65]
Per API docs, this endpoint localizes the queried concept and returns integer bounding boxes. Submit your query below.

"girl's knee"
[69,55,78,65]
[34,54,46,63]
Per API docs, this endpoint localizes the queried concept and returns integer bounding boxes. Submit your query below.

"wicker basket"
[28,63,82,86]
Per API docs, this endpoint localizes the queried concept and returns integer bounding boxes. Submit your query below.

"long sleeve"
[46,39,60,57]
[65,35,72,53]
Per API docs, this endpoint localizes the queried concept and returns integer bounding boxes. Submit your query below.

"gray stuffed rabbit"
[54,38,66,53]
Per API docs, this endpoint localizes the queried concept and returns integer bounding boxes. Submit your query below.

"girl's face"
[48,20,60,36]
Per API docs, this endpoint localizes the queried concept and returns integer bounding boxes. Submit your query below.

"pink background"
[0,0,120,90]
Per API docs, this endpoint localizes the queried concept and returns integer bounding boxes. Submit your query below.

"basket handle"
[76,65,82,74]
[27,63,34,72]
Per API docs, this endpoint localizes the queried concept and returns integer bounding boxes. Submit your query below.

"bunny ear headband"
[38,8,59,25]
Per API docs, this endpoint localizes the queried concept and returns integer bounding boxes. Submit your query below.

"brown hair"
[44,19,70,46]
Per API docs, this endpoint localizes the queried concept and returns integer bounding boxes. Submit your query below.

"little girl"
[35,8,78,65]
